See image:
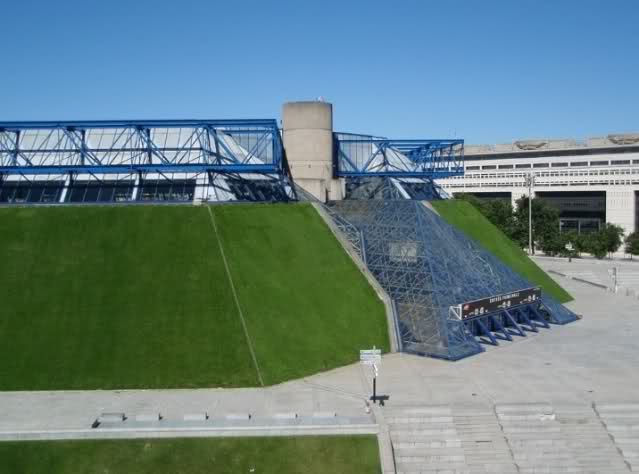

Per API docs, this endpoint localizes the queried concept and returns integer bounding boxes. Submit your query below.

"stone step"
[387,416,454,424]
[495,403,554,414]
[394,447,468,457]
[516,467,614,473]
[384,406,453,416]
[595,403,639,412]
[396,467,517,474]
[501,426,562,434]
[395,463,518,473]
[389,422,456,428]
[390,428,458,437]
[601,414,639,421]
[499,414,557,421]
[393,437,463,448]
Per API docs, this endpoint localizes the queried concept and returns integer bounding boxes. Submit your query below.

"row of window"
[442,179,639,189]
[465,158,639,172]
[446,168,639,181]
[0,180,196,204]
[0,178,292,204]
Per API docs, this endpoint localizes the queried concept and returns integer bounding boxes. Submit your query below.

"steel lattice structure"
[329,183,577,360]
[0,119,282,174]
[0,119,297,204]
[334,132,464,178]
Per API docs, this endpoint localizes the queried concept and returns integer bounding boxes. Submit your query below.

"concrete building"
[436,134,639,236]
[282,101,344,201]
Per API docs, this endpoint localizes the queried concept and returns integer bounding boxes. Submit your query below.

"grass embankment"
[0,436,381,474]
[0,204,388,390]
[431,200,572,303]
[214,203,389,385]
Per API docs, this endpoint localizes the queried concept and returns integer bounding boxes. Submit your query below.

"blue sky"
[1,0,637,143]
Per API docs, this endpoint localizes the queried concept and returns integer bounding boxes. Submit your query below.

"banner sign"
[457,287,541,321]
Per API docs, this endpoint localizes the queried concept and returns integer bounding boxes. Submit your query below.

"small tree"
[602,223,625,258]
[456,194,517,240]
[626,232,639,259]
[583,231,608,259]
[514,197,561,254]
[562,230,580,259]
[573,232,589,257]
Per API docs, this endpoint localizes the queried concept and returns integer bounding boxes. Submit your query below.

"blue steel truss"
[0,119,283,175]
[0,119,298,204]
[328,184,577,360]
[452,302,554,346]
[334,132,464,179]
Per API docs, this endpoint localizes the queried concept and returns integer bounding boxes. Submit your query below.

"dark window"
[533,163,549,168]
[570,161,588,167]
[482,165,497,170]
[466,165,480,171]
[139,179,196,202]
[611,160,631,165]
[498,164,514,169]
[66,180,134,203]
[551,162,568,168]
[590,160,609,166]
[516,163,532,169]
[0,181,64,204]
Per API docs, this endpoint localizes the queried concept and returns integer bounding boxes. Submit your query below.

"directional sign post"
[360,347,385,405]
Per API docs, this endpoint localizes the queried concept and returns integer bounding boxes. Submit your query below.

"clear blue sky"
[1,0,637,143]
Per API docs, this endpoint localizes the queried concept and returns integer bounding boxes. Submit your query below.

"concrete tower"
[282,101,344,202]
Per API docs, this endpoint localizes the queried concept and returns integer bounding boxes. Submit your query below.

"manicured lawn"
[0,206,257,390]
[0,203,387,390]
[213,203,389,385]
[432,200,573,303]
[0,436,381,474]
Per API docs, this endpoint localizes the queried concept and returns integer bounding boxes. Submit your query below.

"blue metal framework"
[0,119,297,204]
[327,186,577,360]
[450,300,553,346]
[0,119,283,175]
[334,132,464,178]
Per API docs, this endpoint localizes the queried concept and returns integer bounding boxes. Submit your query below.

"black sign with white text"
[460,287,541,320]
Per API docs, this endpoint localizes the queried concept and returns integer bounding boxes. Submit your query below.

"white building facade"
[436,134,639,236]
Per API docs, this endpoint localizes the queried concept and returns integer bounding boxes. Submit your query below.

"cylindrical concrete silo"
[282,101,344,202]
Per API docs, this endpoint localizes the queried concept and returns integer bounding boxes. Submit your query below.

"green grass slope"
[431,200,572,303]
[0,206,257,390]
[0,203,387,390]
[213,203,389,385]
[0,436,381,474]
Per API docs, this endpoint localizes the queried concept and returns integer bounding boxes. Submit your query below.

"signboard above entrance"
[454,287,542,321]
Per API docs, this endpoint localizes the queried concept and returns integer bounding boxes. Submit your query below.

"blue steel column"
[13,131,19,166]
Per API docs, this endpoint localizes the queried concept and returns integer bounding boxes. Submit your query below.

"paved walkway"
[1,273,638,472]
[534,255,639,297]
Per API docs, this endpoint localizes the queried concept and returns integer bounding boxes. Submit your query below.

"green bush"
[626,232,639,259]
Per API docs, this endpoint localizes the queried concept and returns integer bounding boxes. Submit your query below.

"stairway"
[387,405,517,473]
[386,403,630,473]
[497,403,629,473]
[596,403,639,472]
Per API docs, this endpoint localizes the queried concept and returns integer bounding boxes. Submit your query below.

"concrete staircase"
[596,403,639,472]
[386,403,630,473]
[497,403,628,474]
[387,405,517,473]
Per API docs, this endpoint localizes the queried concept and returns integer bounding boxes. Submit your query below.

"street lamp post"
[525,172,535,255]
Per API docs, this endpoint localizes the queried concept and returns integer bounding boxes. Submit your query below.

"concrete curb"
[0,423,379,441]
